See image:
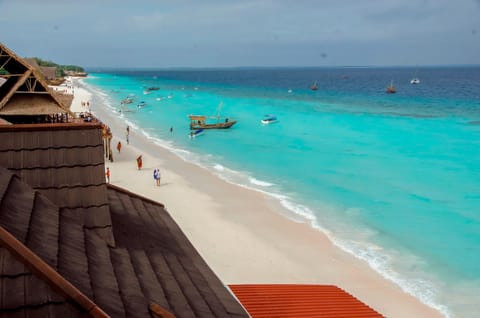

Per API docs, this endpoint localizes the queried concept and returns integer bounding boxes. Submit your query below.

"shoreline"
[72,80,445,318]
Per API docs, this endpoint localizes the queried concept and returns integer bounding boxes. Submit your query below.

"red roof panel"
[229,284,384,318]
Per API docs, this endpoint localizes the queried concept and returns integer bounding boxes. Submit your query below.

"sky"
[1,0,480,68]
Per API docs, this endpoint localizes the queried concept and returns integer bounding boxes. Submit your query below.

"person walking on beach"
[156,169,161,186]
[153,168,158,186]
[136,155,142,170]
[105,167,110,183]
[126,126,130,144]
[116,141,122,153]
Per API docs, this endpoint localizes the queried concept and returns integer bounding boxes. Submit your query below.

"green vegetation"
[31,57,84,77]
[0,68,8,75]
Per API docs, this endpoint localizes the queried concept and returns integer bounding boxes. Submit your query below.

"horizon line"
[85,64,480,72]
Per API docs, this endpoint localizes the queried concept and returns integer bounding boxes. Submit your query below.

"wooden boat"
[386,80,396,94]
[189,115,236,129]
[311,81,318,91]
[189,102,236,129]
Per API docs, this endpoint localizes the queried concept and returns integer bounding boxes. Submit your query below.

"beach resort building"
[0,42,383,317]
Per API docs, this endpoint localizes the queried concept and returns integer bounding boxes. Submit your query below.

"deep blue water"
[84,66,480,318]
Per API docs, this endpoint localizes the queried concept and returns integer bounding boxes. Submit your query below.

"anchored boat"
[386,80,396,94]
[261,114,278,124]
[189,102,236,129]
[188,129,204,138]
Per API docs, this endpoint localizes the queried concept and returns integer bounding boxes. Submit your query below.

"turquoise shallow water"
[84,67,480,317]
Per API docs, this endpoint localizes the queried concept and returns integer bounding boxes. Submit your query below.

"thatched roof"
[0,43,71,116]
[23,57,40,69]
[40,66,57,80]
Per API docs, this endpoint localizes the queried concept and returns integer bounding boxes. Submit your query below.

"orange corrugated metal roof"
[229,284,384,318]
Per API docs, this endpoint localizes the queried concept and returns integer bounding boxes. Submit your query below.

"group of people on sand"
[105,125,162,187]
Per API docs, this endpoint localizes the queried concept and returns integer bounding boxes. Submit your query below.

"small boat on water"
[386,80,396,94]
[118,108,135,114]
[146,86,160,91]
[410,68,420,84]
[188,129,204,138]
[137,101,147,108]
[310,81,318,91]
[189,102,236,129]
[121,97,134,104]
[261,114,279,124]
[410,78,420,84]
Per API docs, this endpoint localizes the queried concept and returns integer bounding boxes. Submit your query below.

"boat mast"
[215,102,223,122]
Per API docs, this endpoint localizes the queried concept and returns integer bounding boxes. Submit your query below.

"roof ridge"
[0,167,14,205]
[1,144,104,153]
[107,184,165,208]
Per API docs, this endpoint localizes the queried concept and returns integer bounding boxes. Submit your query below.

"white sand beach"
[71,83,444,318]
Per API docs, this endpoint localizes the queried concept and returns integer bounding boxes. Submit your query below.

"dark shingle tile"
[110,248,150,318]
[58,212,92,299]
[149,252,195,318]
[0,167,13,203]
[0,176,34,244]
[129,249,171,311]
[84,229,125,318]
[163,252,213,318]
[0,248,27,277]
[1,275,26,310]
[24,275,54,306]
[26,193,59,269]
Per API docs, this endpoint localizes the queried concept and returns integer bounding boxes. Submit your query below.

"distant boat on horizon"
[410,77,420,84]
[410,68,420,84]
[310,81,318,91]
[386,80,396,94]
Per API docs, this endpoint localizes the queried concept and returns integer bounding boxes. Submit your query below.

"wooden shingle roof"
[0,123,114,245]
[0,123,249,318]
[0,167,103,317]
[105,184,248,317]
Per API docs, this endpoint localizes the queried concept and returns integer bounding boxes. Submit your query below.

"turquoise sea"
[84,67,480,318]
